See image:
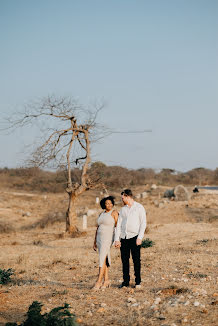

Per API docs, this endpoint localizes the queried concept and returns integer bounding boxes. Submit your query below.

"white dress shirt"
[115,201,146,241]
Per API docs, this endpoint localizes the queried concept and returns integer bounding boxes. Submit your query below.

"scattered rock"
[131,303,139,307]
[127,297,136,303]
[141,192,148,198]
[174,185,191,201]
[22,211,31,217]
[158,202,164,208]
[97,307,105,313]
[87,311,93,316]
[76,318,83,323]
[194,301,200,306]
[154,297,161,305]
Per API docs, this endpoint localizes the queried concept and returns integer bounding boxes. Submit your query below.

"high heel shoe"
[101,280,111,289]
[92,282,102,291]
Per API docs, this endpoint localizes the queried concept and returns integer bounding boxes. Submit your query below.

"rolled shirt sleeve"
[137,205,146,240]
[114,213,122,241]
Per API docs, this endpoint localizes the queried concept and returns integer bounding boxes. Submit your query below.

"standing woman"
[93,196,118,290]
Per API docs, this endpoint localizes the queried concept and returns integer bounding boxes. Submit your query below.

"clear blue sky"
[0,0,217,171]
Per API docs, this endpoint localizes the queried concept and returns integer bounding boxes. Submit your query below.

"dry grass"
[0,186,217,325]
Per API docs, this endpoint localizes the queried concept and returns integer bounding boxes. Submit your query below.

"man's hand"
[136,238,142,246]
[115,241,121,248]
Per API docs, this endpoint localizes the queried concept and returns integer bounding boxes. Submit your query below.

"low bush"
[5,301,78,326]
[141,238,154,248]
[0,268,14,284]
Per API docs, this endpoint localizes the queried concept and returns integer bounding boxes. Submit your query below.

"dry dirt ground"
[0,186,217,326]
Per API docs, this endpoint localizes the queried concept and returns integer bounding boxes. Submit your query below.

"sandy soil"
[0,186,217,326]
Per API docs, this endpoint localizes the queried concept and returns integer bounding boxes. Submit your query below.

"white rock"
[131,303,139,307]
[141,192,148,198]
[194,301,200,307]
[101,303,107,307]
[154,297,161,305]
[87,311,93,316]
[151,184,157,190]
[187,259,192,263]
[184,301,190,306]
[127,297,136,303]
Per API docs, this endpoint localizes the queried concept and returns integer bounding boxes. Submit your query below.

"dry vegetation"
[1,165,218,193]
[0,170,218,325]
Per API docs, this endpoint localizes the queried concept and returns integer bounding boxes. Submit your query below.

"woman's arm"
[112,210,119,227]
[93,226,99,251]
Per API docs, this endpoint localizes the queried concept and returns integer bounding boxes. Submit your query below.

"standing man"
[115,189,146,289]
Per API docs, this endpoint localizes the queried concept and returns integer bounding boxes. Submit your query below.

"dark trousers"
[120,235,141,285]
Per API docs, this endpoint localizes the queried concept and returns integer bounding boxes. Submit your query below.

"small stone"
[184,301,190,306]
[101,303,107,307]
[127,297,136,303]
[158,202,164,208]
[187,259,192,263]
[87,311,93,316]
[158,315,165,320]
[76,318,83,323]
[194,301,200,307]
[201,308,208,314]
[154,297,161,305]
[131,303,139,307]
[97,307,105,313]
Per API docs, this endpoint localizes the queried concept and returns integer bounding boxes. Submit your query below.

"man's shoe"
[135,284,142,289]
[119,282,129,288]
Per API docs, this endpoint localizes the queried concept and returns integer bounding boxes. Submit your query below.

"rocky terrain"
[0,185,217,325]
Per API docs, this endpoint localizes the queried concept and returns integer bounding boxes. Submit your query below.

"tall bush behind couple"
[93,189,146,290]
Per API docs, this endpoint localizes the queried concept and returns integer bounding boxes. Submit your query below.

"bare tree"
[4,95,105,234]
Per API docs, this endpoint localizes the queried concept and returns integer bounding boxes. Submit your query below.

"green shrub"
[5,301,78,326]
[141,238,154,248]
[0,268,14,284]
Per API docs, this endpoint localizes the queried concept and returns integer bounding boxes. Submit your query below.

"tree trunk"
[66,192,79,234]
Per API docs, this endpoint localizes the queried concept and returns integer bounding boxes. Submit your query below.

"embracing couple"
[93,189,146,290]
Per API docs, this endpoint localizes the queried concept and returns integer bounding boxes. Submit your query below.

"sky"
[0,0,218,172]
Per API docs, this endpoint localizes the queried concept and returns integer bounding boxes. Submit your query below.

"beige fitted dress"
[96,210,115,267]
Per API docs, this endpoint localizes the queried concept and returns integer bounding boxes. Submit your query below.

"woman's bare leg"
[93,258,107,289]
[102,259,111,288]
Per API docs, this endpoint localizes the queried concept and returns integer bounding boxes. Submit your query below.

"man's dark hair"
[121,189,133,197]
[100,196,115,209]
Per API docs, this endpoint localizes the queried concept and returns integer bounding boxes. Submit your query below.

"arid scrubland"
[0,183,217,326]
